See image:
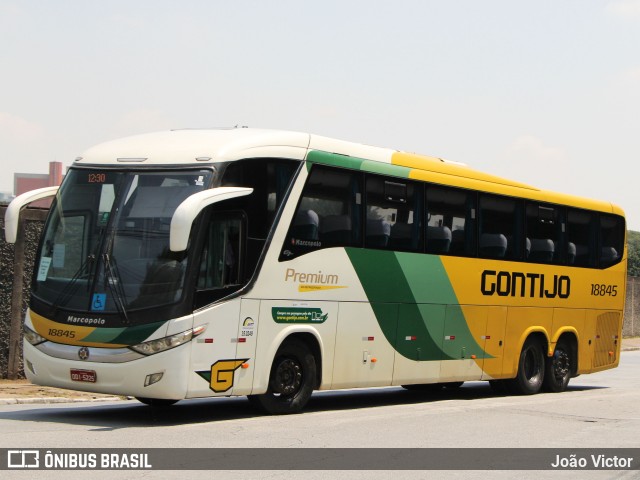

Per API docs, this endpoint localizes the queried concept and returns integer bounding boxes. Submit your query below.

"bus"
[5,128,627,414]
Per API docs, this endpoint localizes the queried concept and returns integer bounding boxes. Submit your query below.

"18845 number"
[49,329,76,338]
[591,284,618,296]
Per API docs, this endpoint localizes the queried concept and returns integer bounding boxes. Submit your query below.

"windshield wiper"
[52,254,96,315]
[103,253,130,325]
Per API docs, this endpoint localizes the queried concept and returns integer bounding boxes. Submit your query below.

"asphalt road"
[2,352,640,480]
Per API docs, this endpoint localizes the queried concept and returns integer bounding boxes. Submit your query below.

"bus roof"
[75,128,312,165]
[73,128,624,217]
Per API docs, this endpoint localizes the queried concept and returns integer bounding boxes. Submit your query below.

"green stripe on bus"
[394,252,457,304]
[82,327,127,343]
[361,160,411,178]
[83,321,166,345]
[306,151,364,170]
[306,151,411,178]
[345,248,490,361]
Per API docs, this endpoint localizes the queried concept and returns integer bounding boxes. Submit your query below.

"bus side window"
[567,209,596,268]
[281,165,362,260]
[194,212,246,308]
[221,159,299,239]
[427,185,476,256]
[366,176,423,251]
[599,214,625,268]
[479,194,521,260]
[197,213,244,290]
[525,202,562,264]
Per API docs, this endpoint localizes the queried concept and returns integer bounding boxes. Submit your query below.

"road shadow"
[0,381,607,430]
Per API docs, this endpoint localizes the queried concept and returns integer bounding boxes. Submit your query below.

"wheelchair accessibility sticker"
[91,293,107,312]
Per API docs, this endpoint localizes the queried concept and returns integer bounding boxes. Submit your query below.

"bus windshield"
[33,168,213,319]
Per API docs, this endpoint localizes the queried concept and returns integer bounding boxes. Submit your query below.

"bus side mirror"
[170,187,253,252]
[4,186,59,244]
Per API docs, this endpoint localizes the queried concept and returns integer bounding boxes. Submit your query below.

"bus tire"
[508,337,545,395]
[543,339,572,393]
[135,397,179,407]
[248,339,316,414]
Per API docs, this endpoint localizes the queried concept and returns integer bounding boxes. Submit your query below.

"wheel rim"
[523,346,542,383]
[552,348,570,381]
[272,357,302,396]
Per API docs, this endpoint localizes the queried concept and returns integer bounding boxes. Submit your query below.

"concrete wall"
[0,207,15,378]
[0,205,46,379]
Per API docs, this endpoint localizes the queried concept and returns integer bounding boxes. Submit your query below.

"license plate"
[70,369,97,383]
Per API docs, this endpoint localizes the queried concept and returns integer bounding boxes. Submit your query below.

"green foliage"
[629,230,640,277]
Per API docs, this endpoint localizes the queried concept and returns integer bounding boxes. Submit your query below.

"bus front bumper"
[23,340,191,400]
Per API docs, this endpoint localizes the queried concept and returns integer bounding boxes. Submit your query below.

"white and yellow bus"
[5,128,627,414]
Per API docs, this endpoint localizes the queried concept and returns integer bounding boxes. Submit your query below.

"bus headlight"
[129,325,206,355]
[24,325,47,346]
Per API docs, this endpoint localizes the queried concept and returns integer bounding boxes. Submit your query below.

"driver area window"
[195,212,246,307]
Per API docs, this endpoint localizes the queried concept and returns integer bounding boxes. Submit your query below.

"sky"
[1,0,639,229]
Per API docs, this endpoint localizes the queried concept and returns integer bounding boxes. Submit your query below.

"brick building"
[13,161,64,208]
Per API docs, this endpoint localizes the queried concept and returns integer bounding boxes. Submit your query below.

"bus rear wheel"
[248,339,316,415]
[543,339,572,393]
[508,337,545,395]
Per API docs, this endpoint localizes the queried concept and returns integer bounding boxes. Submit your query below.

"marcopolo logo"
[67,315,106,326]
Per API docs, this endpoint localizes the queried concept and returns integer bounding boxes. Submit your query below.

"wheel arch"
[261,327,324,391]
[510,328,549,377]
[282,331,323,389]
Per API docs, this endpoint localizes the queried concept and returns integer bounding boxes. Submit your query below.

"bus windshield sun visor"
[169,187,253,252]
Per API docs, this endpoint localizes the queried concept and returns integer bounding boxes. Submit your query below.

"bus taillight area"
[22,335,192,401]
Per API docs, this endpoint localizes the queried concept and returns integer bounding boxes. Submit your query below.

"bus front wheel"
[248,339,316,414]
[508,337,545,395]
